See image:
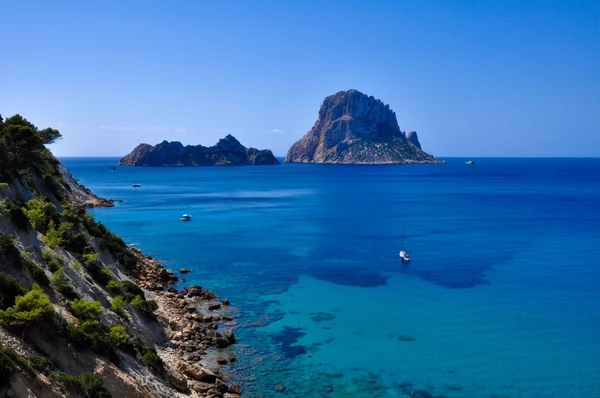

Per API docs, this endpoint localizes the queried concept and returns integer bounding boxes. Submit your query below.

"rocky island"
[285,89,441,164]
[0,114,241,397]
[120,134,280,166]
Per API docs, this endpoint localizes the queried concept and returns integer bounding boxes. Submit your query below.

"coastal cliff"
[285,89,441,164]
[120,135,280,166]
[0,114,241,397]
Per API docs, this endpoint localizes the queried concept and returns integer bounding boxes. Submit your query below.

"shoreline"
[85,195,243,397]
[129,246,242,396]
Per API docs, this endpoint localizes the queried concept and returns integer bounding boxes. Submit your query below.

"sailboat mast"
[401,225,405,251]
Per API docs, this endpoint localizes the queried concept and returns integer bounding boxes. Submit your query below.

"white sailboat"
[399,226,411,262]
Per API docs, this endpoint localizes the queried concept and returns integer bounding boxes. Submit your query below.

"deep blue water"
[61,157,600,397]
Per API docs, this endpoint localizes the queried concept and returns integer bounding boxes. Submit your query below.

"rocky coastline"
[120,135,280,167]
[127,248,241,397]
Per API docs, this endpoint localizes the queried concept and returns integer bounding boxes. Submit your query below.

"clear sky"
[1,0,599,157]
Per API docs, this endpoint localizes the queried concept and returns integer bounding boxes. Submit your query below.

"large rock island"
[285,89,441,164]
[120,134,280,166]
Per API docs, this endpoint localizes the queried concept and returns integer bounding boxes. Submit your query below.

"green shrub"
[49,371,112,398]
[84,275,94,284]
[70,299,103,321]
[0,344,16,388]
[0,273,27,310]
[7,201,29,230]
[130,295,158,316]
[82,213,108,238]
[25,258,49,286]
[42,248,63,272]
[25,200,60,234]
[59,318,120,365]
[141,349,163,374]
[110,296,128,319]
[43,221,63,248]
[50,267,77,299]
[99,232,137,273]
[0,284,54,326]
[82,252,99,267]
[0,233,22,267]
[26,354,52,373]
[107,280,143,302]
[109,325,129,347]
[80,319,103,334]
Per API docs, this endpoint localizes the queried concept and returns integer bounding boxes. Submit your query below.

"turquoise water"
[61,157,600,397]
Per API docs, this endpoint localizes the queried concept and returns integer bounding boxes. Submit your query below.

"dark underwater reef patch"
[272,326,307,358]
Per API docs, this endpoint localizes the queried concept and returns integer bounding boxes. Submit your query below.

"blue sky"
[1,0,599,157]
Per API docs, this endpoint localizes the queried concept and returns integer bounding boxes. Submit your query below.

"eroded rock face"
[407,131,422,150]
[285,89,440,164]
[120,135,280,166]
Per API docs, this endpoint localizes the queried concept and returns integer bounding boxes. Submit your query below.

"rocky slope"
[120,135,280,166]
[0,114,242,397]
[285,89,441,164]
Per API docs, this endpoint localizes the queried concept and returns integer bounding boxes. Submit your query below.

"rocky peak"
[407,131,422,150]
[213,134,245,153]
[285,89,440,164]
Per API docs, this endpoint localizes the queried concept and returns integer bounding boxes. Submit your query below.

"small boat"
[132,183,141,187]
[399,250,411,262]
[399,226,411,262]
[466,160,474,165]
[109,165,116,172]
[180,214,192,221]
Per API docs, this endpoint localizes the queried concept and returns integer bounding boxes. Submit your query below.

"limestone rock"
[407,131,422,150]
[120,135,280,166]
[285,89,440,164]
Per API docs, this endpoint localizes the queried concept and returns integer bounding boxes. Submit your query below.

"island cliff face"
[285,90,440,164]
[120,135,280,166]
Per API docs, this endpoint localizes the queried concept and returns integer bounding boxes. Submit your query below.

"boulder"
[177,362,218,383]
[166,369,188,392]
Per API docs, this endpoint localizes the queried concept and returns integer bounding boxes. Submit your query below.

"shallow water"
[61,157,600,397]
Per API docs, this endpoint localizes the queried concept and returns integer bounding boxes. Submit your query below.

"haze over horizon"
[1,0,599,158]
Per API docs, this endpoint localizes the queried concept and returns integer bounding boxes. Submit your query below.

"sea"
[60,157,600,398]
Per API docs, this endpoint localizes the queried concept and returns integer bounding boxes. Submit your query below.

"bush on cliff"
[0,233,22,266]
[0,284,54,326]
[49,372,111,398]
[50,267,78,299]
[130,295,158,316]
[0,274,27,310]
[110,296,128,319]
[71,299,103,321]
[24,199,60,234]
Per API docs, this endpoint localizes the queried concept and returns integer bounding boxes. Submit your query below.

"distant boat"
[109,165,116,172]
[399,226,411,262]
[466,160,474,165]
[180,214,192,221]
[132,183,141,187]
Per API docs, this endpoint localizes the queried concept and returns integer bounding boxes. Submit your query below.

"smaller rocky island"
[285,89,441,164]
[120,135,280,166]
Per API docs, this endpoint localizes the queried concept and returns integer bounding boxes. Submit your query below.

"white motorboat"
[399,250,411,262]
[132,183,141,187]
[466,160,474,165]
[180,214,192,221]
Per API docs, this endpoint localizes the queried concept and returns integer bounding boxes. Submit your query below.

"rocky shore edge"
[128,248,242,397]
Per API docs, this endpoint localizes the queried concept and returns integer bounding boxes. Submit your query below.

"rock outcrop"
[120,135,280,166]
[285,89,440,164]
[406,131,421,150]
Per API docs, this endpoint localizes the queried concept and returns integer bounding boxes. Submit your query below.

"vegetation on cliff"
[0,114,240,397]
